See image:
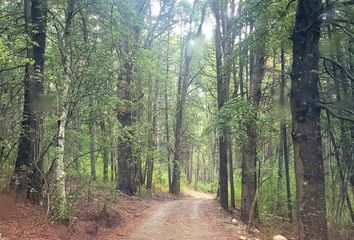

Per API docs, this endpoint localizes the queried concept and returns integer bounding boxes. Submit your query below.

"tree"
[241,15,266,224]
[290,0,328,239]
[171,0,205,194]
[210,0,234,210]
[116,0,148,195]
[12,0,47,203]
[50,0,75,223]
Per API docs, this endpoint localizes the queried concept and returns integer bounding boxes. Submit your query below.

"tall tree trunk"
[89,99,96,181]
[229,136,235,209]
[171,44,190,194]
[279,47,293,221]
[116,0,147,196]
[12,0,47,203]
[80,10,96,182]
[171,1,203,194]
[241,50,265,223]
[283,123,293,220]
[146,75,156,190]
[290,1,328,239]
[50,0,74,223]
[117,77,134,195]
[195,149,200,190]
[100,119,109,182]
[165,29,172,192]
[210,0,233,210]
[276,48,286,216]
[110,145,115,182]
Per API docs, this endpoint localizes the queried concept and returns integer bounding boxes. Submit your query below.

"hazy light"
[151,1,160,17]
[202,21,214,41]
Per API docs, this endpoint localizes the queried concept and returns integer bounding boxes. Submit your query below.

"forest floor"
[0,189,281,240]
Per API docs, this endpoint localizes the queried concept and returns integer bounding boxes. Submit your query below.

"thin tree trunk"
[146,74,157,190]
[195,149,200,190]
[165,28,172,192]
[279,48,293,221]
[100,119,109,182]
[229,136,235,209]
[110,146,115,182]
[50,0,74,223]
[89,99,96,181]
[283,125,293,220]
[241,50,265,223]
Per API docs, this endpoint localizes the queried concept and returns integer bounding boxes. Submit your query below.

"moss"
[50,180,69,224]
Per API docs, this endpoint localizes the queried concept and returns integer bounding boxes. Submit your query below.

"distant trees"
[0,0,353,237]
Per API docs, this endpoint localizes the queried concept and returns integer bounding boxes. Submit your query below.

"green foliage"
[211,97,258,144]
[194,182,217,193]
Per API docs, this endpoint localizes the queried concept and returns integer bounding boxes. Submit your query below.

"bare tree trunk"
[277,117,284,213]
[194,149,200,190]
[290,1,328,238]
[146,75,157,190]
[12,0,47,203]
[116,0,148,195]
[279,48,293,221]
[171,49,190,194]
[165,29,172,192]
[100,119,109,182]
[210,0,234,210]
[241,50,265,223]
[50,0,75,223]
[89,98,96,181]
[171,2,204,194]
[228,135,235,209]
[188,145,193,184]
[110,145,115,182]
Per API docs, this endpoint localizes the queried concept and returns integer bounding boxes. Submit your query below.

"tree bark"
[171,1,203,194]
[165,29,172,192]
[50,0,74,223]
[89,98,96,181]
[280,48,293,220]
[116,0,148,195]
[146,75,156,190]
[290,1,328,239]
[12,0,47,203]
[229,136,235,209]
[171,40,191,194]
[210,0,234,210]
[241,51,265,223]
[100,119,109,182]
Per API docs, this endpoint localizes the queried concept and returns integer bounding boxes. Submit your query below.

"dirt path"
[124,190,231,240]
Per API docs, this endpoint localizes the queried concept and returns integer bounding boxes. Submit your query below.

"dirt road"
[125,191,231,240]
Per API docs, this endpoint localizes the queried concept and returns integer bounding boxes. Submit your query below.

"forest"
[0,0,353,239]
